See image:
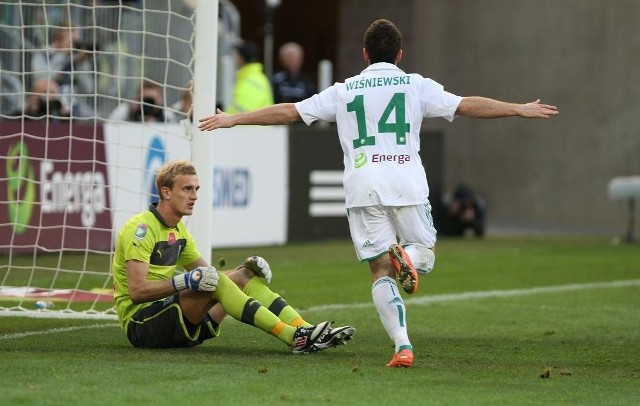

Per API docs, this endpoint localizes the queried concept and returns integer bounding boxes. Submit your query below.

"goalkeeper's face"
[165,174,200,217]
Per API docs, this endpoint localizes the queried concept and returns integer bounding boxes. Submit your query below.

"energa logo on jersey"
[354,151,411,168]
[354,152,367,168]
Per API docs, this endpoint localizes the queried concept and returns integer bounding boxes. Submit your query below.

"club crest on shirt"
[134,223,148,240]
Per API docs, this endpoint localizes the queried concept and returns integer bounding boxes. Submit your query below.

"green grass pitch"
[1,237,638,405]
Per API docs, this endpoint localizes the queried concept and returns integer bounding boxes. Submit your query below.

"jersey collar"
[148,202,180,231]
[361,62,404,74]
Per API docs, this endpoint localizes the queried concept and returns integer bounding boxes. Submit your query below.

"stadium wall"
[0,122,288,252]
[334,0,640,236]
[1,120,443,249]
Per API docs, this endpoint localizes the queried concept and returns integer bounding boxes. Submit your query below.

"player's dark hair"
[364,19,402,64]
[156,160,196,200]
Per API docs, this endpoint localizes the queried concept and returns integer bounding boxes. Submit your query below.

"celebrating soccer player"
[199,19,558,367]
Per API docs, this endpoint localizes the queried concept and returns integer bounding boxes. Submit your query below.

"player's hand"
[192,266,219,291]
[243,256,272,284]
[518,99,559,118]
[198,108,235,131]
[173,266,219,292]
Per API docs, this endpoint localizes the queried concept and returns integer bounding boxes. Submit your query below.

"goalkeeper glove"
[242,256,272,284]
[172,266,219,292]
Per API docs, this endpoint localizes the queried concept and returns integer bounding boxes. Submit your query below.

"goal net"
[0,0,222,319]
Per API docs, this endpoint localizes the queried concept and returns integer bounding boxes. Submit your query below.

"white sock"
[371,276,411,352]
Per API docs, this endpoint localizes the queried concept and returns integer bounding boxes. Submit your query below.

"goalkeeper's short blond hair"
[155,159,196,200]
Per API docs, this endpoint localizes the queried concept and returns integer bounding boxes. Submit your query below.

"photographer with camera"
[30,22,96,118]
[12,78,64,118]
[108,79,173,123]
[10,78,95,120]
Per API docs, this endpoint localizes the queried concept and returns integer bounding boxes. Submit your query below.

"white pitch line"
[2,279,639,339]
[304,279,640,312]
[0,323,118,341]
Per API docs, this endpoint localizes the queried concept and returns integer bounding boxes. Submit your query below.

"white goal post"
[0,0,221,319]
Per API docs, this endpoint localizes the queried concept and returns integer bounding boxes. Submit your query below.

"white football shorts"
[347,201,437,262]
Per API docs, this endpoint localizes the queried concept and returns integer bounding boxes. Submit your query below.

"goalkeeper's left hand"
[242,256,272,284]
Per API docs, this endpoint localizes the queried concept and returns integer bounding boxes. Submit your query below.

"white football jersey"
[295,62,462,208]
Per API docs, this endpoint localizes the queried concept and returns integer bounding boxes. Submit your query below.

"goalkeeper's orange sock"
[242,277,312,327]
[214,274,296,344]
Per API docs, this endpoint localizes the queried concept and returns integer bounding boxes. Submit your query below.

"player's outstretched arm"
[198,103,301,131]
[456,96,559,119]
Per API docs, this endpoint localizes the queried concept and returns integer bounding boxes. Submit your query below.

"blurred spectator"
[11,78,94,119]
[30,22,96,117]
[439,184,487,237]
[227,41,273,113]
[108,79,170,122]
[168,80,193,122]
[0,61,23,116]
[15,78,63,118]
[272,42,315,103]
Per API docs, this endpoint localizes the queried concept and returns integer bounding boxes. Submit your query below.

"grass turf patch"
[0,237,638,405]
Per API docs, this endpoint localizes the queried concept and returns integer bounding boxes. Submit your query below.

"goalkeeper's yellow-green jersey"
[112,203,201,330]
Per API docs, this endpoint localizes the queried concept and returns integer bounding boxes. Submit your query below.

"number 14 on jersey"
[346,92,410,149]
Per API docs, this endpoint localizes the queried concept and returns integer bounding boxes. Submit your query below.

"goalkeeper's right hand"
[172,266,218,292]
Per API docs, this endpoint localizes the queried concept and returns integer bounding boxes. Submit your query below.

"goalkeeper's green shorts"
[126,292,220,348]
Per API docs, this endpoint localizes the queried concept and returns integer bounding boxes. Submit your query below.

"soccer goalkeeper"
[112,159,355,352]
